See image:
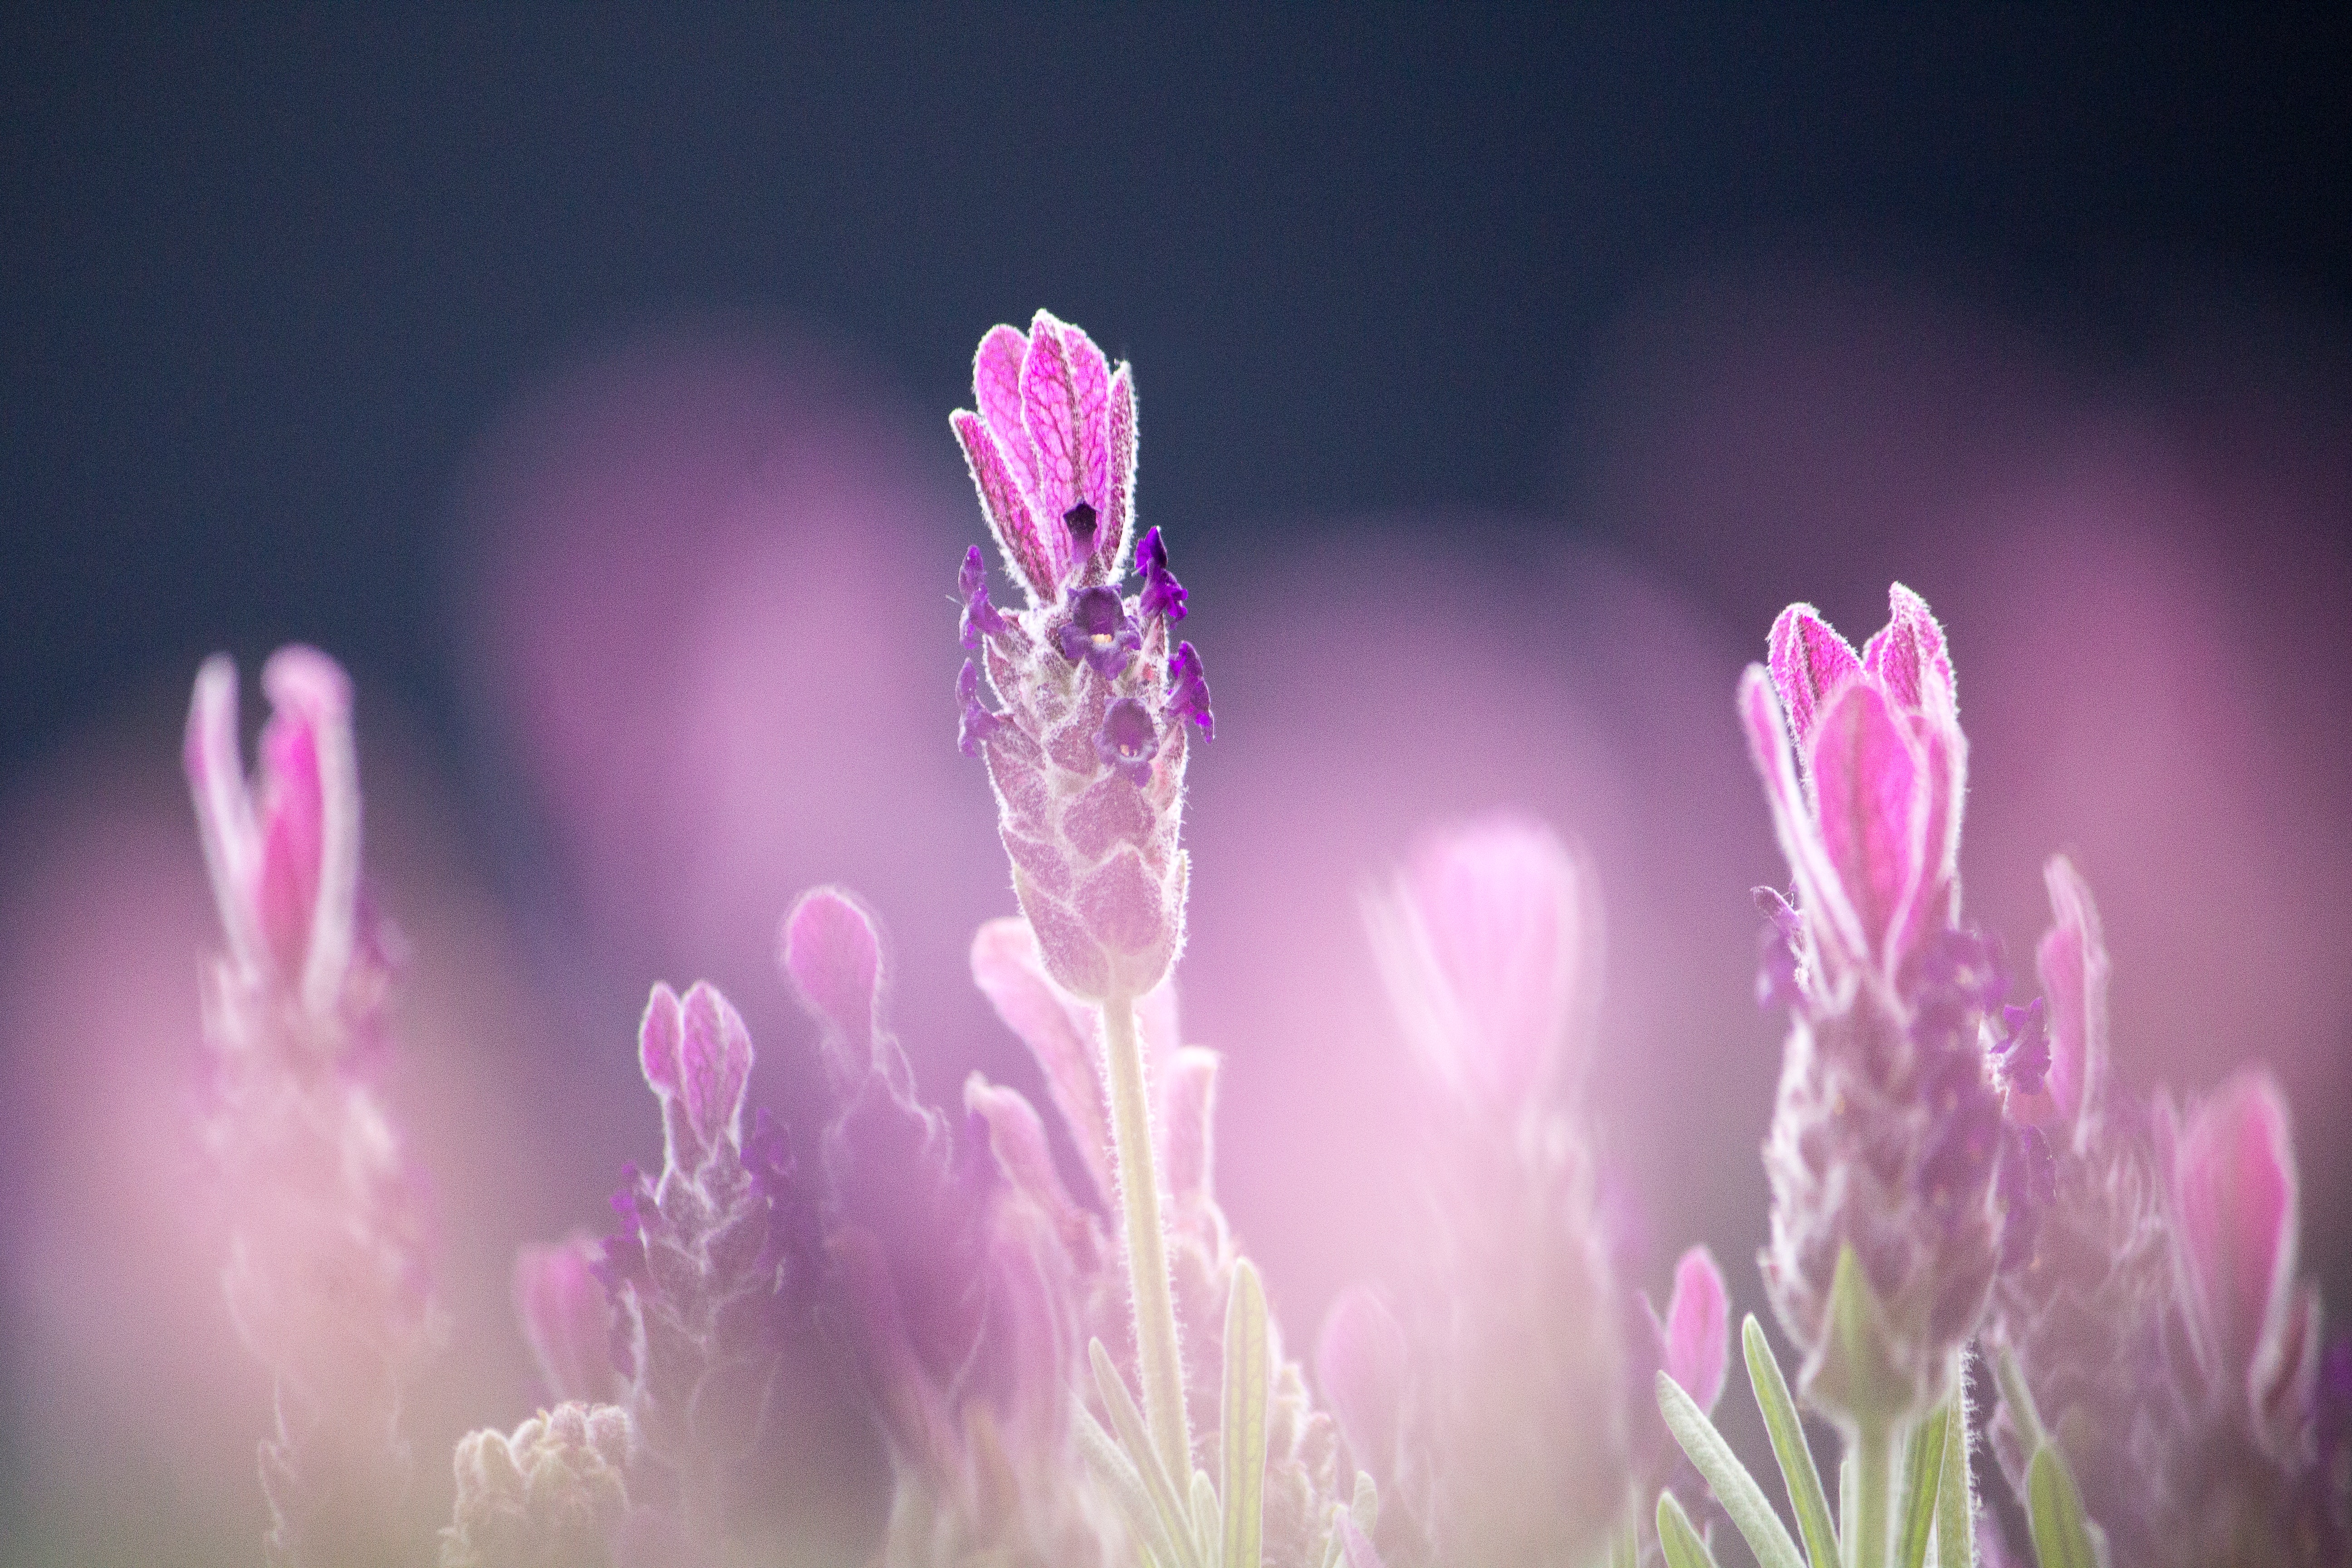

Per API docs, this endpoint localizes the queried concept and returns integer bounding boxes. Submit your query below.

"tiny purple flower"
[1054,584,1141,676]
[1137,524,1188,624]
[1093,696,1158,784]
[1166,640,1214,740]
[958,544,1009,651]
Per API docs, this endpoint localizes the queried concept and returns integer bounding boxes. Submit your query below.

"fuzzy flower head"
[1744,587,2003,1425]
[1363,816,1597,1115]
[185,647,387,1032]
[953,311,1209,1002]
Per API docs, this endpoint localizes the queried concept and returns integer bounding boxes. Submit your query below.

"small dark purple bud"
[959,545,1009,650]
[1063,502,1099,551]
[1166,641,1214,740]
[1094,697,1158,785]
[1137,525,1188,623]
[957,659,1003,757]
[1054,586,1141,676]
[1994,999,2051,1097]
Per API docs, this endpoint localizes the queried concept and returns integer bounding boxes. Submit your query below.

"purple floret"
[957,659,1004,757]
[1094,697,1158,784]
[1167,641,1214,740]
[1137,525,1188,624]
[1054,586,1141,676]
[1993,999,2051,1097]
[960,545,1009,650]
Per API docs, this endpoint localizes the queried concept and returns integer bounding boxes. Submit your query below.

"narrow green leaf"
[1745,1315,1842,1568]
[1221,1259,1271,1568]
[1895,1406,1949,1568]
[1657,1491,1724,1568]
[1933,1397,1974,1568]
[1611,1515,1641,1568]
[1657,1371,1808,1568]
[1076,1400,1191,1568]
[2026,1445,2097,1568]
[1093,1338,1204,1568]
[1193,1469,1223,1568]
[1990,1343,2049,1458]
[1840,1454,1857,1568]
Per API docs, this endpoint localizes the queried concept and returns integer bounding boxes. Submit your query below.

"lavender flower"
[1742,587,2004,1429]
[593,981,820,1563]
[952,310,1207,1004]
[184,649,441,1568]
[441,1403,635,1568]
[782,888,1117,1566]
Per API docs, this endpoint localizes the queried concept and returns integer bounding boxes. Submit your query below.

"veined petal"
[2174,1070,2299,1410]
[185,655,263,974]
[1861,581,1956,716]
[953,408,1057,601]
[261,646,359,1017]
[1102,363,1138,573]
[1768,603,1863,750]
[780,886,883,1089]
[1019,310,1085,539]
[1738,666,1866,978]
[1808,680,1929,968]
[2034,856,2111,1139]
[973,323,1038,500]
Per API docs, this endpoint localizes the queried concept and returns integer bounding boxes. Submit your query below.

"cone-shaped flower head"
[1363,816,1595,1113]
[441,1402,634,1568]
[953,311,1208,1002]
[1744,586,2003,1424]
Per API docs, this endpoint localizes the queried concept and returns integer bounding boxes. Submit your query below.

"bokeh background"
[5,10,2350,1563]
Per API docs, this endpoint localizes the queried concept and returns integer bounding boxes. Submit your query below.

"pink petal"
[952,407,1056,600]
[260,646,361,1015]
[1860,582,1956,715]
[1316,1285,1409,1484]
[1102,363,1138,573]
[972,323,1038,500]
[1807,681,1928,965]
[1660,1246,1731,1414]
[969,917,1114,1206]
[1767,603,1862,748]
[1064,322,1114,524]
[254,705,324,979]
[2175,1070,2299,1404]
[185,655,263,970]
[1363,815,1590,1105]
[1019,311,1085,545]
[1738,666,1865,972]
[2034,856,2111,1137]
[638,980,686,1099]
[1156,1046,1219,1205]
[676,981,753,1152]
[780,886,882,1088]
[963,1075,1090,1250]
[511,1233,616,1405]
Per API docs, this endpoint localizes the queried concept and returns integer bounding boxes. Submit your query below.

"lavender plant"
[175,322,2351,1568]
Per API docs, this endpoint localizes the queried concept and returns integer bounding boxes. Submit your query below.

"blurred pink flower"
[1650,1245,1730,1415]
[512,1233,617,1407]
[1362,815,1596,1112]
[2172,1070,2308,1436]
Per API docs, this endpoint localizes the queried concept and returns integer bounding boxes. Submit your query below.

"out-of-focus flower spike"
[2034,856,2111,1139]
[779,886,885,1090]
[832,1225,961,1481]
[963,1075,1093,1250]
[1806,680,1929,964]
[1364,814,1595,1109]
[1860,582,1957,715]
[969,917,1115,1206]
[1738,666,1866,978]
[952,407,1056,601]
[260,646,361,1019]
[1102,363,1138,570]
[1656,1246,1731,1415]
[513,1234,618,1406]
[1157,1046,1219,1207]
[1767,602,1863,749]
[1316,1286,1410,1489]
[2175,1070,2300,1415]
[186,654,264,974]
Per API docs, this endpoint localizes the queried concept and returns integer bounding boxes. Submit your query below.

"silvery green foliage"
[441,1403,634,1568]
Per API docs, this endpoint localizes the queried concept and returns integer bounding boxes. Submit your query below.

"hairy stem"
[1852,1420,1897,1568]
[1101,995,1192,1480]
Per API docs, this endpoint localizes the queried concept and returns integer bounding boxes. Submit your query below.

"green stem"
[1852,1421,1897,1568]
[1101,995,1192,1480]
